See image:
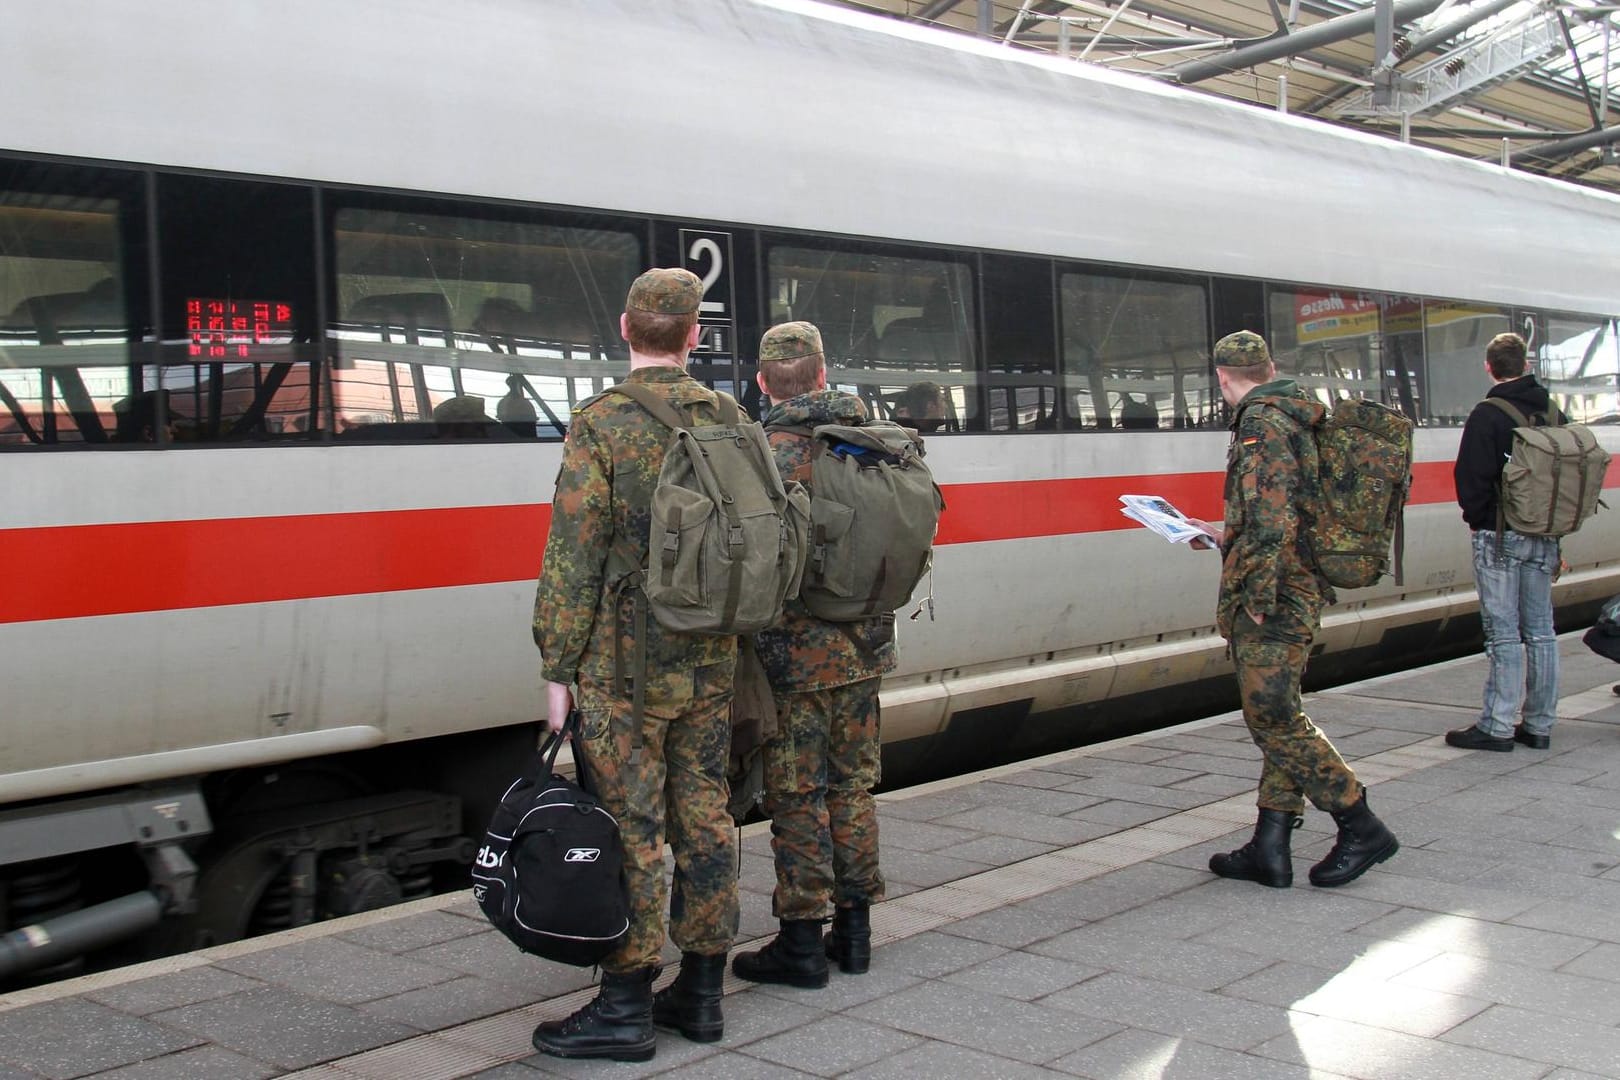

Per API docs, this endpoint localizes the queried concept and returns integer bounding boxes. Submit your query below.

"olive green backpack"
[1483,398,1609,542]
[605,382,808,637]
[768,419,944,621]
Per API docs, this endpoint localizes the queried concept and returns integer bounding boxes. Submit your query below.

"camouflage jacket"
[534,366,737,685]
[753,390,898,691]
[1218,379,1335,638]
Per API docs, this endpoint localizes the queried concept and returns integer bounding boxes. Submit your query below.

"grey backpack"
[1484,398,1609,539]
[771,419,944,622]
[606,382,808,636]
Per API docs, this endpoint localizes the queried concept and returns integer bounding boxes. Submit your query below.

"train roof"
[3,0,1617,315]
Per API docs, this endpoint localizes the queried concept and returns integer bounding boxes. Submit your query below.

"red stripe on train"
[0,506,550,625]
[0,461,1576,623]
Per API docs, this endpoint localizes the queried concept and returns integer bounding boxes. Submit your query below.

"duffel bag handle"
[536,710,600,795]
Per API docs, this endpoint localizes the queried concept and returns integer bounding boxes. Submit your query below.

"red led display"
[186,298,293,359]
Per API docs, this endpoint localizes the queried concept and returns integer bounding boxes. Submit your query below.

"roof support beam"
[1511,123,1620,166]
[1164,0,1448,85]
[908,0,965,21]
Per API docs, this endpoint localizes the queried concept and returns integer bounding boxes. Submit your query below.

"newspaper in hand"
[1119,494,1213,545]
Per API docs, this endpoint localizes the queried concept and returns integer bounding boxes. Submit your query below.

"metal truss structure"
[823,0,1620,192]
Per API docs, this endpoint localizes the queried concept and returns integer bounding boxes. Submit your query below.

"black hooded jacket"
[1453,374,1562,531]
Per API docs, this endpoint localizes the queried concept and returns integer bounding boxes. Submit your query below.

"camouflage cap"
[625,267,703,314]
[1213,330,1272,368]
[759,321,823,362]
[433,394,489,423]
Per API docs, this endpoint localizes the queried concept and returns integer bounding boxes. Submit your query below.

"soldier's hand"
[1183,517,1221,550]
[545,681,574,732]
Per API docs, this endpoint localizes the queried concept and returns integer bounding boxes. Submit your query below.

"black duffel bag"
[1583,594,1620,663]
[472,712,629,966]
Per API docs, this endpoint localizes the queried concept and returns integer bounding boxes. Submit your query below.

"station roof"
[823,0,1620,195]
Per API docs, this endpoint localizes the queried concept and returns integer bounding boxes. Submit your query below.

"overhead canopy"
[825,0,1620,193]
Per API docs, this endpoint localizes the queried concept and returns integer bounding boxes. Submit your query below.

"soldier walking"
[531,268,739,1062]
[1189,331,1399,889]
[732,321,894,986]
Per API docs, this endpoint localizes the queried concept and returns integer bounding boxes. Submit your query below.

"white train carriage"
[1,0,1618,975]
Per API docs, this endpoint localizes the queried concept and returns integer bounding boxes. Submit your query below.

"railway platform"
[5,633,1620,1079]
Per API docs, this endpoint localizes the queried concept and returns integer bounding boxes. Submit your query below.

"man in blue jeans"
[1450,331,1559,752]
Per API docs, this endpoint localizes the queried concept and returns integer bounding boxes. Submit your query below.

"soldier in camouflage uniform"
[1200,331,1398,890]
[731,321,894,988]
[531,268,738,1062]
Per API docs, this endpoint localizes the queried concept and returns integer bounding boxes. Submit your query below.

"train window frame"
[1263,283,1427,422]
[0,156,152,450]
[759,233,982,434]
[153,173,323,445]
[1058,262,1215,432]
[322,189,652,443]
[981,252,1059,433]
[1525,308,1620,426]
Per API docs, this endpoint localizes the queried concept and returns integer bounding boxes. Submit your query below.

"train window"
[1423,301,1511,424]
[330,207,639,440]
[1060,268,1211,431]
[156,176,319,442]
[0,162,147,447]
[1265,287,1426,421]
[982,254,1057,431]
[764,241,978,432]
[1538,313,1620,424]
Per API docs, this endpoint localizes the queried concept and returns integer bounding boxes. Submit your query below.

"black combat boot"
[1308,788,1399,888]
[1209,808,1301,888]
[731,920,829,988]
[824,904,871,974]
[531,967,657,1062]
[651,951,726,1043]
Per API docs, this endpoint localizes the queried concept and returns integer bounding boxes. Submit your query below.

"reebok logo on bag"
[769,418,945,621]
[472,712,630,967]
[1483,398,1609,539]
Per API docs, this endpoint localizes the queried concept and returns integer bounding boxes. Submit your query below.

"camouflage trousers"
[764,677,885,920]
[576,660,739,973]
[1230,619,1360,816]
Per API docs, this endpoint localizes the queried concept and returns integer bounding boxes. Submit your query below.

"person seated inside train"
[1118,393,1159,430]
[432,394,497,438]
[891,379,947,433]
[496,373,539,437]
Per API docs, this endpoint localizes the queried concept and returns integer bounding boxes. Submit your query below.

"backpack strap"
[1482,396,1535,428]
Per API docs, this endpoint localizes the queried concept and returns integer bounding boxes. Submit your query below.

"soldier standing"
[731,321,893,987]
[1191,331,1398,889]
[531,268,738,1062]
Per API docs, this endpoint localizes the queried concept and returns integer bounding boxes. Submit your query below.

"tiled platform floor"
[5,634,1620,1079]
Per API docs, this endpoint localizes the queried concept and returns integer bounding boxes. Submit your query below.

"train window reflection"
[156,176,321,442]
[1422,301,1510,424]
[1540,315,1619,424]
[765,244,977,432]
[1061,269,1211,431]
[1265,288,1425,421]
[330,209,639,440]
[0,193,133,446]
